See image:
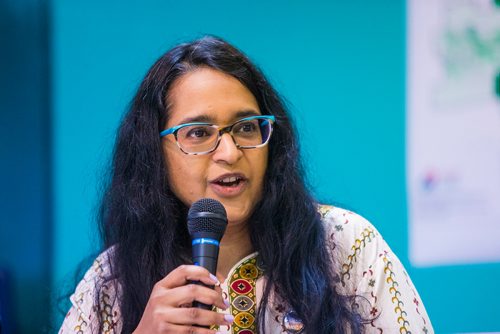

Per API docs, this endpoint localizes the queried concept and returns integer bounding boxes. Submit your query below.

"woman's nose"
[212,133,243,164]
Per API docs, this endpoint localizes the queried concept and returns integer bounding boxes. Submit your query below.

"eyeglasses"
[160,115,275,155]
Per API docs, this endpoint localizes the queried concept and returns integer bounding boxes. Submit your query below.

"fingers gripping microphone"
[187,198,227,310]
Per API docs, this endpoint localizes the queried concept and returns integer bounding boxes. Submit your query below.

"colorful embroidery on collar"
[228,255,264,334]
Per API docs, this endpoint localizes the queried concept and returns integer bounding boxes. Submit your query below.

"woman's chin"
[225,209,251,228]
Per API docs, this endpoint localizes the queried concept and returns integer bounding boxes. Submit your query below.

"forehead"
[166,67,260,126]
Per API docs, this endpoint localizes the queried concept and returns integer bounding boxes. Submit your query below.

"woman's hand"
[133,265,233,334]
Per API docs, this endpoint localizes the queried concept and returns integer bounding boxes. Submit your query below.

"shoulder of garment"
[318,204,434,334]
[58,246,122,333]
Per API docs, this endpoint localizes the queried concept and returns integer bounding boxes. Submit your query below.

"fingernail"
[209,273,219,285]
[224,314,234,324]
[223,299,230,308]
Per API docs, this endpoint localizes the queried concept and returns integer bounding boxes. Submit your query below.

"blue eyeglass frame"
[159,115,276,155]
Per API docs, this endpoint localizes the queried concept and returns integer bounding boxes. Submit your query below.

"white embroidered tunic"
[59,206,433,333]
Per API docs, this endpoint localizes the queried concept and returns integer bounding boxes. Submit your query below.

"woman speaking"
[59,36,433,333]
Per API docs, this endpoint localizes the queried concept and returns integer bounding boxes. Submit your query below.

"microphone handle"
[194,255,217,275]
[192,243,219,310]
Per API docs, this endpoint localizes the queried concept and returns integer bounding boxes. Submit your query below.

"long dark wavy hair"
[99,36,364,333]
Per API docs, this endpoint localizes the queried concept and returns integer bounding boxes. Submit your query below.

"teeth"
[221,176,238,183]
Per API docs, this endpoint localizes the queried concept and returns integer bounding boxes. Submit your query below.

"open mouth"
[213,175,245,187]
[210,174,247,197]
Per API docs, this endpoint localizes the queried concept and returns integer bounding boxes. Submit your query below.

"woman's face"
[162,67,268,227]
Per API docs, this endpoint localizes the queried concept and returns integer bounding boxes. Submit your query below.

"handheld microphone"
[187,198,227,310]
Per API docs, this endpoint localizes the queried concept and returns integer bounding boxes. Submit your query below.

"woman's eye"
[186,127,210,139]
[236,121,258,133]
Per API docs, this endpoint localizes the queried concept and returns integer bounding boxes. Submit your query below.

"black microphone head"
[187,198,227,241]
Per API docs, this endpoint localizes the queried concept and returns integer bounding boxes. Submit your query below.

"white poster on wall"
[407,0,500,266]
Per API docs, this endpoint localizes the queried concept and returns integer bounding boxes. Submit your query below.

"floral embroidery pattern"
[382,253,410,333]
[63,254,119,333]
[98,284,117,333]
[73,312,88,333]
[318,204,332,218]
[341,227,376,286]
[404,270,428,331]
[360,267,384,333]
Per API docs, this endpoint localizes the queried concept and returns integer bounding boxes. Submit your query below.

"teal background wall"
[0,0,51,333]
[1,0,499,332]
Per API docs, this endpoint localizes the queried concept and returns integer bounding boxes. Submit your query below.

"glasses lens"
[177,125,218,153]
[233,118,272,147]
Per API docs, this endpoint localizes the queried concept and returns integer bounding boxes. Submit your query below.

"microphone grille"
[187,198,227,238]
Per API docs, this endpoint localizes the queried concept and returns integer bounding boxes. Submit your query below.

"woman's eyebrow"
[178,109,261,125]
[178,114,213,124]
[233,109,261,119]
